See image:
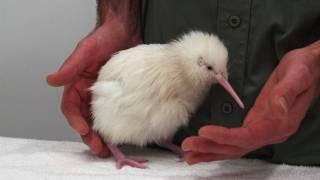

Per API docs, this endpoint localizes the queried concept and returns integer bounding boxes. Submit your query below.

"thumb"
[47,38,96,87]
[271,65,314,115]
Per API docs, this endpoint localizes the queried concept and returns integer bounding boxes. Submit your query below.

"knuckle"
[284,49,301,60]
[276,136,289,144]
[60,104,67,116]
[310,48,320,59]
[90,139,101,151]
[78,37,97,53]
[60,104,77,128]
[67,120,76,129]
[298,65,313,81]
[60,102,69,117]
[286,124,299,135]
[297,65,309,76]
[77,39,88,48]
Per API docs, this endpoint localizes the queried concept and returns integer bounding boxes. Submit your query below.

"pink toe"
[115,158,148,169]
[130,157,149,163]
[128,160,147,169]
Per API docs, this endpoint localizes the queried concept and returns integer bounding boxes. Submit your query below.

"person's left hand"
[182,40,320,165]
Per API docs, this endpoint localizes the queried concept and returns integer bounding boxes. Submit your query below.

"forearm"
[96,0,141,37]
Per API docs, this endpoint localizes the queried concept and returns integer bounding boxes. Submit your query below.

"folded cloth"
[0,136,319,180]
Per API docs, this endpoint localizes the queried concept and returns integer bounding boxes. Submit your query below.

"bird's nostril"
[207,66,213,70]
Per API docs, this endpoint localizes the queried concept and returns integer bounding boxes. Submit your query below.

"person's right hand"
[182,40,320,164]
[46,21,141,157]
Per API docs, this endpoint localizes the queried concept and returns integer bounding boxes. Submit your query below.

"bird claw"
[129,157,149,163]
[116,157,148,169]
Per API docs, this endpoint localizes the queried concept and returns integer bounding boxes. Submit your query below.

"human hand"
[46,3,141,157]
[182,40,320,164]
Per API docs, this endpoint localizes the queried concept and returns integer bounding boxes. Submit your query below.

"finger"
[285,85,317,135]
[291,85,316,114]
[61,86,89,135]
[182,136,246,156]
[82,131,110,158]
[267,85,316,139]
[308,40,320,50]
[271,65,314,114]
[311,46,320,59]
[199,123,277,149]
[199,125,254,148]
[207,86,316,148]
[269,136,289,145]
[47,38,97,86]
[98,146,111,158]
[184,152,238,165]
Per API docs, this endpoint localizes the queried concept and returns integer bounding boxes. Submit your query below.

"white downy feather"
[91,31,229,146]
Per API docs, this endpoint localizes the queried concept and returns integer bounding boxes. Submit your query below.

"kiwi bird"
[90,31,244,169]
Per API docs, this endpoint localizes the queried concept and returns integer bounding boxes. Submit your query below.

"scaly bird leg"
[158,141,184,160]
[107,143,148,169]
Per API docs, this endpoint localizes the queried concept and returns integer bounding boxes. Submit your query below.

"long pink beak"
[216,74,245,109]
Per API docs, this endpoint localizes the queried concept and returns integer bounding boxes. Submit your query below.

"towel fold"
[0,136,319,180]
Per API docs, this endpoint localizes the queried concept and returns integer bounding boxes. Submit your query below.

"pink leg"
[159,141,184,160]
[107,144,148,169]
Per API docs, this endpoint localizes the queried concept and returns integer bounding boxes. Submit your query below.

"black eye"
[207,66,213,70]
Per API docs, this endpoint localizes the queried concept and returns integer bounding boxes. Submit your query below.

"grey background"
[0,0,96,141]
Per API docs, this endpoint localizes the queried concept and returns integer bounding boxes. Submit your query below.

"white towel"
[0,136,319,180]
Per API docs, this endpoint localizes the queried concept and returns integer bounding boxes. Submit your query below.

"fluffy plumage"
[90,31,243,169]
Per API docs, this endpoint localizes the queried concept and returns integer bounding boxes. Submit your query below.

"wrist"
[96,0,141,41]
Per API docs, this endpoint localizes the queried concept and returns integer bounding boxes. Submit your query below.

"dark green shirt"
[142,0,320,165]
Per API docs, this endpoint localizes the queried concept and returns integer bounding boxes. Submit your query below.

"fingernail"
[46,74,54,83]
[47,72,57,79]
[181,142,191,151]
[279,97,288,114]
[46,73,61,87]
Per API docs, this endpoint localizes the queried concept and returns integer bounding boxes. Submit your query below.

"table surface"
[1,136,319,180]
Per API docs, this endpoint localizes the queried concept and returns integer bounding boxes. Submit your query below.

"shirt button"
[228,15,241,28]
[222,102,233,114]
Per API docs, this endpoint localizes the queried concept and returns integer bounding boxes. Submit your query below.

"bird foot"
[107,143,149,169]
[116,156,148,169]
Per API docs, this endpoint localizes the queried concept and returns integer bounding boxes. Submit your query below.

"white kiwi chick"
[90,31,244,169]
